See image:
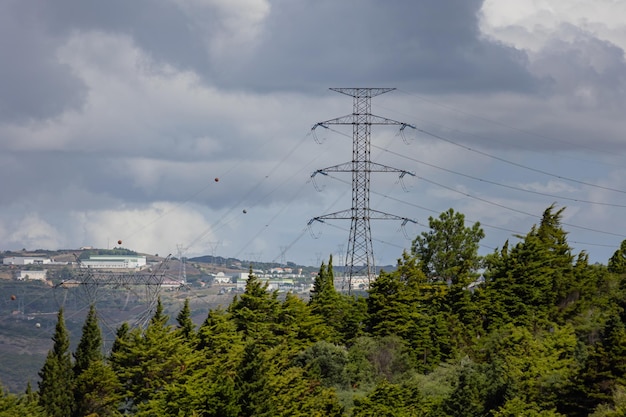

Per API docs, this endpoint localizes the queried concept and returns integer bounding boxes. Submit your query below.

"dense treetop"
[3,205,626,416]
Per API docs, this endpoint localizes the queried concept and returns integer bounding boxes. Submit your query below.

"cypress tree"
[176,298,196,343]
[73,304,103,376]
[111,298,193,412]
[72,304,122,417]
[609,239,626,274]
[38,308,74,417]
[229,271,280,344]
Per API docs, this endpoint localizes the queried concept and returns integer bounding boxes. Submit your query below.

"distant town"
[0,247,380,295]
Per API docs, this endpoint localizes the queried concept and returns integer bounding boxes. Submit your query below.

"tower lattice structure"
[309,88,416,292]
[54,254,173,344]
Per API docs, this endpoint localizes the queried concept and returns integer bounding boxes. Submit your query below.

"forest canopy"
[4,205,626,416]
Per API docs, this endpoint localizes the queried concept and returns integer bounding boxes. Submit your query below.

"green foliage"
[482,205,581,329]
[412,208,484,284]
[351,379,423,417]
[296,341,349,388]
[344,336,413,388]
[0,384,45,417]
[73,304,103,376]
[229,272,280,344]
[73,361,123,417]
[110,302,197,413]
[367,254,453,371]
[491,397,564,417]
[38,308,74,417]
[176,298,196,343]
[78,248,137,259]
[24,205,626,417]
[310,257,364,343]
[608,240,626,274]
[589,385,626,416]
[476,323,579,412]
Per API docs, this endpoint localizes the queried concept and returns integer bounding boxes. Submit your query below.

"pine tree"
[38,308,74,417]
[412,208,484,285]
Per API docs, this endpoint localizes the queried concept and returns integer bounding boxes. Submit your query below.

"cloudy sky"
[2,0,626,268]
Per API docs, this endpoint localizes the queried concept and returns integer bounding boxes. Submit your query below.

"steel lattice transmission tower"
[54,254,174,345]
[309,88,416,291]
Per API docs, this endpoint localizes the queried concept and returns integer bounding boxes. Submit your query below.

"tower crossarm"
[330,87,396,98]
[308,209,416,224]
[314,115,415,128]
[312,162,415,177]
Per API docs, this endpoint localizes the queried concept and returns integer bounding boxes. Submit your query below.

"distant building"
[80,255,147,270]
[161,278,183,289]
[3,257,51,265]
[212,272,231,284]
[232,272,252,282]
[17,270,47,281]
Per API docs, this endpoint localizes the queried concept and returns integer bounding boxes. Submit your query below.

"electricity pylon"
[54,254,173,346]
[309,88,416,292]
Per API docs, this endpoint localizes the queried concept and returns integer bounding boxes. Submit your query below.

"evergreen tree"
[0,384,46,417]
[608,240,626,274]
[73,304,103,376]
[309,256,363,343]
[367,253,452,370]
[197,307,243,355]
[140,307,244,417]
[412,208,484,285]
[110,299,195,412]
[38,308,74,417]
[482,205,579,328]
[229,271,280,344]
[73,304,120,417]
[277,292,331,351]
[236,341,271,417]
[176,298,196,343]
[352,379,422,417]
[73,361,123,417]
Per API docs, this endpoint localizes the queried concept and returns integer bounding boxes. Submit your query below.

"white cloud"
[74,202,220,258]
[480,0,626,52]
[6,214,62,250]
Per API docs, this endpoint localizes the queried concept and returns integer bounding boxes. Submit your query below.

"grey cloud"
[14,0,539,97]
[0,1,86,122]
[531,25,626,105]
[38,0,211,72]
[212,0,538,94]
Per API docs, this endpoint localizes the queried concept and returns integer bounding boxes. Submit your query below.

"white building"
[232,272,252,282]
[17,270,48,281]
[80,255,147,270]
[212,272,231,284]
[3,257,51,265]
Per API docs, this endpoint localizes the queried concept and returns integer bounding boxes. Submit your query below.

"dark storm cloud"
[213,0,538,94]
[37,0,210,73]
[6,0,540,101]
[0,1,86,122]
